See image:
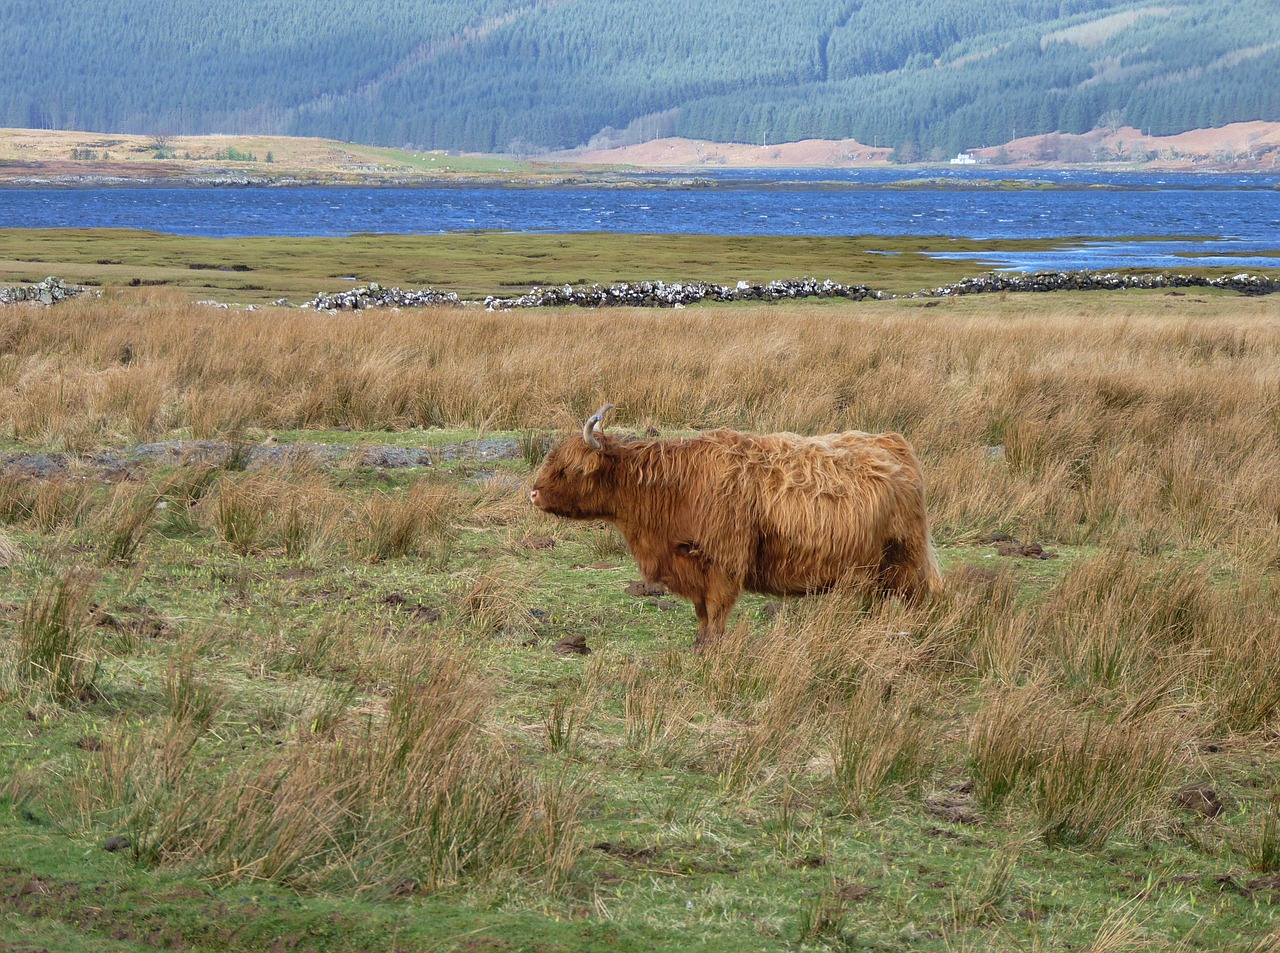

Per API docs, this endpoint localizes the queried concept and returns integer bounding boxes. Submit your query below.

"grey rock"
[482,276,880,310]
[0,276,94,307]
[304,284,461,311]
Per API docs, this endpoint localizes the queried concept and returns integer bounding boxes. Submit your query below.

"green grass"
[0,428,1277,952]
[2,228,1263,303]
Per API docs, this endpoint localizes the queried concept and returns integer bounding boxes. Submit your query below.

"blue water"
[2,168,1278,271]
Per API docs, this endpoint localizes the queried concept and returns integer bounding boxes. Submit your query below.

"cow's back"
[713,430,933,596]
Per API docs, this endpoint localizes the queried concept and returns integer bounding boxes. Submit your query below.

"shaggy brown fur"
[531,410,942,648]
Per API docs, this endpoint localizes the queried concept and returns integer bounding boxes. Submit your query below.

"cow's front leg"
[693,598,712,651]
[693,570,741,652]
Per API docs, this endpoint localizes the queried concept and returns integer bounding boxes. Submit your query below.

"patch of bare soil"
[380,593,442,623]
[555,136,891,168]
[1247,875,1280,901]
[625,580,668,598]
[978,121,1280,171]
[95,603,171,640]
[592,841,661,864]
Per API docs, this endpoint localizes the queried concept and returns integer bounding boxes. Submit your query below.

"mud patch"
[987,534,1057,559]
[553,633,591,656]
[924,795,982,825]
[95,604,170,640]
[835,880,875,903]
[625,580,668,597]
[1174,782,1225,818]
[790,854,828,869]
[593,841,660,864]
[380,593,442,623]
[1247,875,1280,901]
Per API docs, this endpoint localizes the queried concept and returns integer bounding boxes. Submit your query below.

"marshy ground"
[0,285,1279,951]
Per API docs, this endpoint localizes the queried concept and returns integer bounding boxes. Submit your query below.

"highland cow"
[530,405,942,649]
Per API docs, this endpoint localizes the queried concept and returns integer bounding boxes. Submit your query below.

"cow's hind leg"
[878,537,933,599]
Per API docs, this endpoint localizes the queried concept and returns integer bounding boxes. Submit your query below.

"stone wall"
[0,277,90,305]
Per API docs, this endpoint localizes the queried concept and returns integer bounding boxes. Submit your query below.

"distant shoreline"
[2,170,1277,193]
[2,122,1279,188]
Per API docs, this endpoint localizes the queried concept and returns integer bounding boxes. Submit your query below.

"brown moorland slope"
[556,122,1280,170]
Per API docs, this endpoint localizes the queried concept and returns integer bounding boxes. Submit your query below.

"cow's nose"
[529,488,540,505]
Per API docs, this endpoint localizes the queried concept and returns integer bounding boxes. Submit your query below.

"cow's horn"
[582,403,614,450]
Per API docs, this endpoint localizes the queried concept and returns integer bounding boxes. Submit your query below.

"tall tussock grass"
[87,648,582,891]
[828,676,932,813]
[969,685,1178,847]
[357,478,463,563]
[10,572,100,704]
[96,480,162,563]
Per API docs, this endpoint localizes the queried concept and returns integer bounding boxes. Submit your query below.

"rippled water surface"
[3,168,1278,271]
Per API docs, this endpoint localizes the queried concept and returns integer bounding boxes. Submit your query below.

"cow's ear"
[579,435,610,473]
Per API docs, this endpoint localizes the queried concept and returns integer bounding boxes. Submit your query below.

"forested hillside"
[4,0,1278,154]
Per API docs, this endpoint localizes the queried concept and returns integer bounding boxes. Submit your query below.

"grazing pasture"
[0,287,1278,951]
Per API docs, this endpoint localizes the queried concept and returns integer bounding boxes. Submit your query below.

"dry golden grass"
[2,287,1278,561]
[70,646,581,892]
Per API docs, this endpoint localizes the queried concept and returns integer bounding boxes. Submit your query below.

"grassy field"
[1,286,1279,951]
[0,229,1250,303]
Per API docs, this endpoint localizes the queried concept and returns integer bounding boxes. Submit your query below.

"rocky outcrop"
[303,282,461,311]
[0,276,92,305]
[483,277,881,310]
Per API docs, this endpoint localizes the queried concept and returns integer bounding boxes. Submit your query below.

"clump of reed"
[1243,793,1280,875]
[356,478,463,563]
[9,572,101,704]
[95,480,162,563]
[828,676,932,813]
[80,647,582,891]
[449,563,539,635]
[969,685,1179,848]
[0,527,19,568]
